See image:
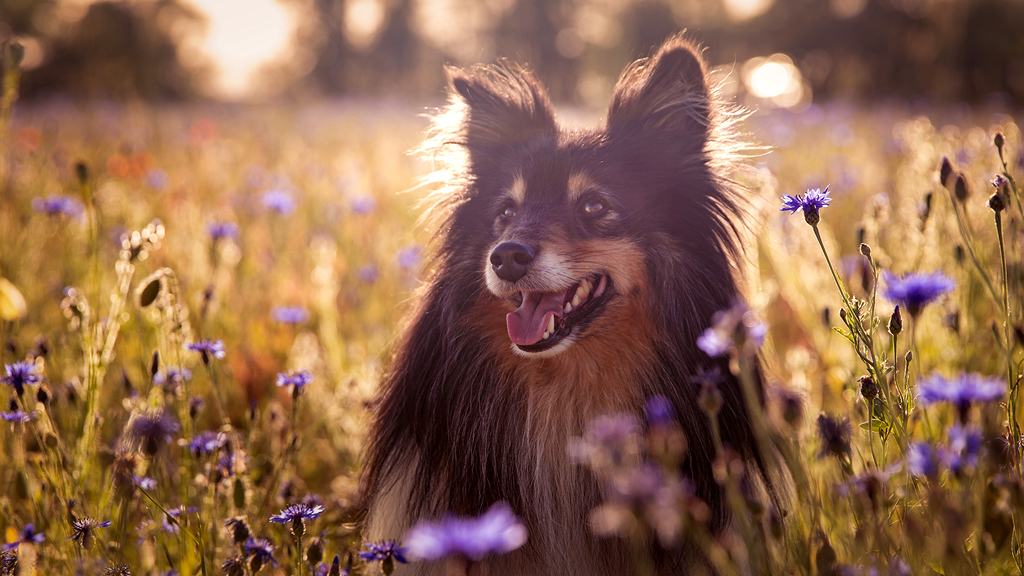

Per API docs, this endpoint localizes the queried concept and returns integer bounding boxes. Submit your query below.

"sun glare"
[742,54,810,109]
[184,0,299,99]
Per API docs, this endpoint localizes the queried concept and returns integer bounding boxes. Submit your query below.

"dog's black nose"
[490,241,535,282]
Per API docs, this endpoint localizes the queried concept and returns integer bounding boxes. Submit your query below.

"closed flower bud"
[839,308,847,323]
[75,162,89,186]
[859,243,871,258]
[995,132,1005,151]
[954,173,970,203]
[859,376,877,401]
[905,350,913,364]
[699,382,722,417]
[988,192,1005,213]
[150,351,160,379]
[939,157,954,187]
[888,305,902,336]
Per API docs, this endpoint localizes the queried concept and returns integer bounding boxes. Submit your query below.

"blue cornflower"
[262,190,296,215]
[358,541,409,565]
[780,185,831,225]
[134,475,157,490]
[162,506,199,534]
[917,373,1005,417]
[69,517,111,549]
[404,502,527,562]
[145,168,170,191]
[907,441,939,478]
[244,537,278,571]
[645,395,674,427]
[32,195,85,219]
[222,556,246,576]
[270,503,325,538]
[126,409,179,455]
[154,368,192,393]
[940,424,983,475]
[187,339,225,365]
[2,523,45,551]
[207,221,240,240]
[350,196,377,214]
[697,301,767,358]
[882,271,955,317]
[188,430,226,457]
[276,370,313,393]
[358,264,379,283]
[3,360,42,396]
[396,245,422,270]
[1,410,36,423]
[271,306,309,324]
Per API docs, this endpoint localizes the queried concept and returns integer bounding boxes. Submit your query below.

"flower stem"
[995,212,1020,462]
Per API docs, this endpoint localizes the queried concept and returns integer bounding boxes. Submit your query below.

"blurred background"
[1,0,1023,108]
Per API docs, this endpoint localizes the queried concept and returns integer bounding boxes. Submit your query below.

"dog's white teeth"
[564,302,572,314]
[571,295,581,307]
[576,280,591,302]
[542,330,550,340]
[547,314,556,334]
[594,275,608,298]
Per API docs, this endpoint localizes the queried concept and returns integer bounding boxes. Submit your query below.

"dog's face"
[440,40,719,358]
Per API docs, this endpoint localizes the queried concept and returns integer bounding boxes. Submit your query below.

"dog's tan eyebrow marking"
[508,174,526,204]
[567,172,598,202]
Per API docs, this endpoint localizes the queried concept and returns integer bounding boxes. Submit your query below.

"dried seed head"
[954,173,970,202]
[939,157,954,187]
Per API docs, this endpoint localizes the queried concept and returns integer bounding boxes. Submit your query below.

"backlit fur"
[362,35,772,575]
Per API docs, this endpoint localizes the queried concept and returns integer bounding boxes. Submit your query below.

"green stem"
[995,212,1020,463]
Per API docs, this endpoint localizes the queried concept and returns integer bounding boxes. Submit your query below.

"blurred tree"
[16,0,210,100]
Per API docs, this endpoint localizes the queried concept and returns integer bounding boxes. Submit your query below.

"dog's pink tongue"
[507,291,564,345]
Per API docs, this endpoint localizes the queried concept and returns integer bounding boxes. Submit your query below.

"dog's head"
[426,36,744,359]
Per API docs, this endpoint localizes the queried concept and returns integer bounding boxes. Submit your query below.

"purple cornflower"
[145,168,170,191]
[222,556,246,576]
[32,195,85,219]
[153,368,192,390]
[358,541,408,565]
[917,373,1005,418]
[69,517,111,549]
[358,264,380,283]
[697,301,767,358]
[645,395,674,427]
[396,244,422,270]
[207,221,240,240]
[134,475,157,490]
[186,339,225,365]
[1,410,36,423]
[188,430,226,457]
[882,271,955,317]
[3,360,41,396]
[940,424,983,475]
[404,502,527,562]
[907,441,939,478]
[350,196,376,214]
[780,185,832,225]
[276,370,313,393]
[162,506,199,534]
[262,190,296,215]
[244,537,278,571]
[2,523,45,550]
[271,306,309,324]
[570,413,642,474]
[125,409,179,455]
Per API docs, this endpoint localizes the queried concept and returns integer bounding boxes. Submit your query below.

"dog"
[362,35,773,575]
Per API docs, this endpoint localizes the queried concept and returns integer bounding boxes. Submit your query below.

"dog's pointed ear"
[446,64,558,157]
[606,37,711,136]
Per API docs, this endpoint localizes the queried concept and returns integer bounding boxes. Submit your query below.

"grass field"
[1,68,1023,575]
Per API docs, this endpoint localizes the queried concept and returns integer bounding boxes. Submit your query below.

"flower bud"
[905,350,913,364]
[859,243,871,258]
[150,351,160,379]
[888,305,902,336]
[75,162,89,186]
[5,42,24,68]
[699,382,722,417]
[939,157,954,187]
[995,132,1005,151]
[859,376,877,401]
[954,173,970,203]
[988,192,1005,213]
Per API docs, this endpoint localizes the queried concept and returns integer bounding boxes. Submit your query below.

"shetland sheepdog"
[363,35,771,575]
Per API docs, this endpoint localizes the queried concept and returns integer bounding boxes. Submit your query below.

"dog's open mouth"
[506,274,611,352]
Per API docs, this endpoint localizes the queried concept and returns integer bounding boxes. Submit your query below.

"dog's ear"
[446,64,558,158]
[606,36,711,137]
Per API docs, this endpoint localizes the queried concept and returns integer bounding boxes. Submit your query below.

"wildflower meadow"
[1,40,1023,575]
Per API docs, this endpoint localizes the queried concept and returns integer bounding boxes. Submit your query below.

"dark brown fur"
[362,35,771,575]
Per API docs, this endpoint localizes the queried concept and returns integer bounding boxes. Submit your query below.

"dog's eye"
[499,206,516,220]
[582,200,606,216]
